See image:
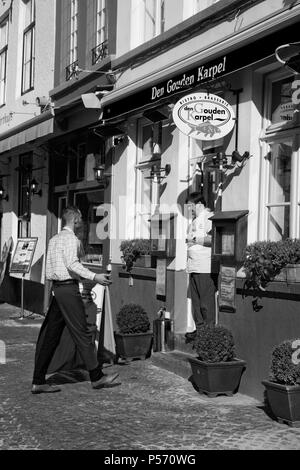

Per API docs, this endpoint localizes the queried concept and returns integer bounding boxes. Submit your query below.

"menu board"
[9,238,38,274]
[219,265,236,313]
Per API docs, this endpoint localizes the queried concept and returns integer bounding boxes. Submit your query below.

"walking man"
[185,194,218,343]
[32,206,119,394]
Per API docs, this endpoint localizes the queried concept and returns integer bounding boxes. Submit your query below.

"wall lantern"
[29,178,42,197]
[146,164,171,182]
[93,164,111,187]
[0,181,8,201]
[275,42,300,74]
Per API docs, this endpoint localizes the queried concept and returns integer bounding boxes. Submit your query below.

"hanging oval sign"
[172,92,235,141]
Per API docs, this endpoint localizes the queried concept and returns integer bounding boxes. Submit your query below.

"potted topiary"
[188,324,246,397]
[262,339,300,427]
[114,303,153,362]
[120,239,154,273]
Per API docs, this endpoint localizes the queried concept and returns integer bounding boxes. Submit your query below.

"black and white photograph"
[0,0,300,455]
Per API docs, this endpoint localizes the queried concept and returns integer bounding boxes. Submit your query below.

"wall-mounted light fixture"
[29,178,42,197]
[209,150,250,169]
[145,164,171,182]
[0,181,9,201]
[93,164,111,187]
[275,42,300,74]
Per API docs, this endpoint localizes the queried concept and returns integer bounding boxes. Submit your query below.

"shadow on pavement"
[46,369,89,385]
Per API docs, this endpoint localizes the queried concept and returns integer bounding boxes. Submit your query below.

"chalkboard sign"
[10,238,38,274]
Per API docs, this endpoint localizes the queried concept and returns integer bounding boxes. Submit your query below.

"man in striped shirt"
[31,206,119,394]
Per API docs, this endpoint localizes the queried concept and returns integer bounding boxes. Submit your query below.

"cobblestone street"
[1,303,300,451]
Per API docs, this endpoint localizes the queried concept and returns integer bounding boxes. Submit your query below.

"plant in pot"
[262,339,300,427]
[243,239,300,292]
[188,324,246,397]
[114,303,153,362]
[120,239,153,273]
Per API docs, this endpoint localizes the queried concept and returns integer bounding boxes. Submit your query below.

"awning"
[0,110,54,154]
[102,18,300,121]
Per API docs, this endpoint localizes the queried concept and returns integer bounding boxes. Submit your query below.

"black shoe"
[31,384,61,394]
[91,372,119,389]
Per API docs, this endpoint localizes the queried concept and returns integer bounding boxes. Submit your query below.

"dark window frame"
[21,20,35,95]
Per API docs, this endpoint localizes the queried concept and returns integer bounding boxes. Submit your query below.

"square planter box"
[286,264,300,284]
[262,380,300,427]
[188,357,246,397]
[114,331,153,361]
[134,255,155,268]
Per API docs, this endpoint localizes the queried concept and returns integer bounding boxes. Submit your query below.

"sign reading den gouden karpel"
[172,92,235,141]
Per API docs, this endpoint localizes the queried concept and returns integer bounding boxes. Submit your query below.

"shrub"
[116,303,150,334]
[120,239,151,272]
[269,340,300,386]
[243,239,300,291]
[193,324,235,362]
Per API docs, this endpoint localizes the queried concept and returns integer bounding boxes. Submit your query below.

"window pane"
[271,76,294,124]
[0,19,8,49]
[268,206,290,240]
[74,190,105,266]
[268,142,292,204]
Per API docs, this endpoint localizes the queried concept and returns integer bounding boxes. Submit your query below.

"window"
[22,0,35,94]
[135,120,162,238]
[183,0,220,19]
[131,0,165,48]
[18,153,33,237]
[195,0,220,13]
[92,0,108,65]
[260,71,300,240]
[70,0,78,65]
[144,0,165,41]
[96,0,106,47]
[74,190,105,266]
[0,17,8,106]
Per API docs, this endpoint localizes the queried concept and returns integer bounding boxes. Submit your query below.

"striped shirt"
[45,227,96,281]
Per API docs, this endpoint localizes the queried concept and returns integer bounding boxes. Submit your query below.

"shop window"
[21,0,35,94]
[135,120,162,238]
[260,71,300,240]
[0,16,8,106]
[18,152,33,237]
[74,190,105,266]
[266,142,291,240]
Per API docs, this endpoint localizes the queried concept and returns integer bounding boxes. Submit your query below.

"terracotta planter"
[262,380,300,427]
[188,357,246,397]
[114,331,153,361]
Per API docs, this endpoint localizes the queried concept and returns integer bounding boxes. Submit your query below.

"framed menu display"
[9,238,38,274]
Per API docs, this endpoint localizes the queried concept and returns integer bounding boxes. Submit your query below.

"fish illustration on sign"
[187,122,222,138]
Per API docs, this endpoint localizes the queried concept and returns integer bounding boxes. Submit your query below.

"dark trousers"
[190,272,218,327]
[32,283,100,385]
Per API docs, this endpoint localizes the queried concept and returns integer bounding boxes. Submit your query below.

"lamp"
[145,164,171,181]
[275,42,300,74]
[0,182,8,201]
[93,164,111,187]
[30,178,42,197]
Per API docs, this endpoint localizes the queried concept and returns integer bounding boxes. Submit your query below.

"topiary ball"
[116,303,150,334]
[194,324,235,362]
[270,340,300,386]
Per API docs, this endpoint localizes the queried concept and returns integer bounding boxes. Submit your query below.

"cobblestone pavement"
[1,303,300,451]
